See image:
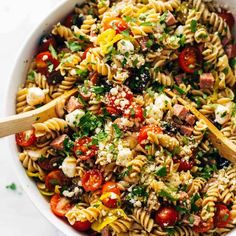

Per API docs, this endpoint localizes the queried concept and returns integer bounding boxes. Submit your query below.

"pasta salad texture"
[15,0,236,235]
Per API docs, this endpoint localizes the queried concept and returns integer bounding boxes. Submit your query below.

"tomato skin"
[219,11,235,29]
[102,182,121,208]
[214,203,231,228]
[155,206,178,227]
[74,137,97,160]
[104,17,128,34]
[178,47,201,73]
[50,194,71,217]
[38,34,56,52]
[82,47,92,60]
[193,220,213,233]
[105,106,121,116]
[124,105,144,121]
[82,169,103,192]
[137,125,162,144]
[45,170,70,192]
[178,159,194,171]
[35,52,59,75]
[72,220,91,232]
[15,129,36,147]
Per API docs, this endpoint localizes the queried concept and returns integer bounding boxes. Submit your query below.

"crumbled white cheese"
[175,25,184,35]
[26,87,46,106]
[116,147,133,166]
[61,157,76,178]
[117,39,134,54]
[65,109,85,128]
[154,94,172,111]
[110,87,119,96]
[215,104,231,125]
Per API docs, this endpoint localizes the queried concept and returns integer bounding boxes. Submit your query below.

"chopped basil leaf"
[27,71,35,81]
[65,41,82,52]
[155,166,167,177]
[6,183,17,191]
[91,86,105,94]
[190,20,197,33]
[112,124,123,139]
[49,44,58,59]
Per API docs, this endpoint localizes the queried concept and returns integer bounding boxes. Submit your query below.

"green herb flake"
[191,193,201,212]
[190,20,197,33]
[223,213,230,221]
[140,22,155,27]
[27,71,35,81]
[146,39,153,48]
[65,41,82,52]
[49,44,58,59]
[121,29,130,37]
[155,166,167,177]
[91,86,105,94]
[159,189,178,201]
[48,64,54,73]
[173,84,186,95]
[6,183,17,191]
[112,124,123,139]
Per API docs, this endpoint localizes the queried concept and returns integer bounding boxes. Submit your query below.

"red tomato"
[38,34,56,52]
[64,13,74,28]
[104,17,128,34]
[137,125,162,144]
[102,182,121,208]
[15,129,36,147]
[124,105,144,121]
[82,169,103,192]
[214,203,231,228]
[178,159,194,171]
[35,52,59,75]
[74,137,97,160]
[105,106,120,116]
[45,170,69,191]
[72,220,91,232]
[193,220,213,233]
[107,86,133,113]
[82,47,92,60]
[219,10,235,29]
[50,194,71,217]
[178,47,201,73]
[155,206,178,227]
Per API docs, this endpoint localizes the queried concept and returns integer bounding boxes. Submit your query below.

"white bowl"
[4,0,236,235]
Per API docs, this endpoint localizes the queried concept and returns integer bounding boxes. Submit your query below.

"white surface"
[0,1,65,235]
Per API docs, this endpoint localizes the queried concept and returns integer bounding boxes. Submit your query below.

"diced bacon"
[225,44,236,59]
[174,74,186,85]
[101,227,111,236]
[192,215,201,226]
[197,43,204,53]
[199,73,215,89]
[186,113,196,126]
[180,125,194,136]
[66,96,83,113]
[173,104,188,120]
[166,11,177,26]
[138,37,149,51]
[222,36,232,47]
[179,191,189,200]
[50,134,68,150]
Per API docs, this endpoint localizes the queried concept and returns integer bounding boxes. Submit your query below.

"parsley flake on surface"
[6,183,17,191]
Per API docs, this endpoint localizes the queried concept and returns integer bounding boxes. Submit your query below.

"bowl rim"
[4,0,85,235]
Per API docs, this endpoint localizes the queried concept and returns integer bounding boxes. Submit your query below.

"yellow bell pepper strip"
[92,215,118,232]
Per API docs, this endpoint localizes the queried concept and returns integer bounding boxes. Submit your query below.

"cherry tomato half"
[104,17,128,34]
[193,220,213,233]
[178,47,201,73]
[214,203,231,228]
[137,125,163,144]
[15,129,36,147]
[124,105,144,121]
[45,170,70,192]
[107,86,133,113]
[102,182,121,208]
[72,220,91,232]
[155,206,178,227]
[38,34,56,53]
[105,106,121,116]
[82,169,103,192]
[50,194,71,217]
[35,51,59,75]
[178,159,194,171]
[219,10,235,29]
[74,137,97,160]
[82,47,92,60]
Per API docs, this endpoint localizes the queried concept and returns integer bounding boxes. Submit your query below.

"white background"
[0,0,66,235]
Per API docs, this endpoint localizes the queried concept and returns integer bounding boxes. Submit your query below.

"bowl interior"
[5,0,236,235]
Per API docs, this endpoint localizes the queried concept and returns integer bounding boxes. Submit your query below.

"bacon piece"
[225,44,236,59]
[166,11,177,26]
[173,104,188,120]
[66,96,83,113]
[50,134,68,150]
[199,73,215,89]
[186,113,196,126]
[180,125,194,136]
[174,73,186,85]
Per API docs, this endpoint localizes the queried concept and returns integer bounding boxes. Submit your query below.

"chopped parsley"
[91,86,106,94]
[159,189,179,201]
[191,193,201,212]
[155,166,167,177]
[27,71,35,81]
[65,41,82,52]
[6,183,17,191]
[140,22,155,26]
[112,124,123,139]
[199,164,217,180]
[190,20,197,33]
[49,44,58,59]
[173,84,186,95]
[92,131,108,145]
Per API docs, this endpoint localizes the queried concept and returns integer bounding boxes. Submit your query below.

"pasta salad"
[15,0,236,235]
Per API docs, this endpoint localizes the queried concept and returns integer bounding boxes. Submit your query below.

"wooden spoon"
[164,89,236,163]
[0,88,77,138]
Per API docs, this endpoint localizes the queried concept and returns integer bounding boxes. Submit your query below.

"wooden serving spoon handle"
[164,89,236,163]
[0,88,77,138]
